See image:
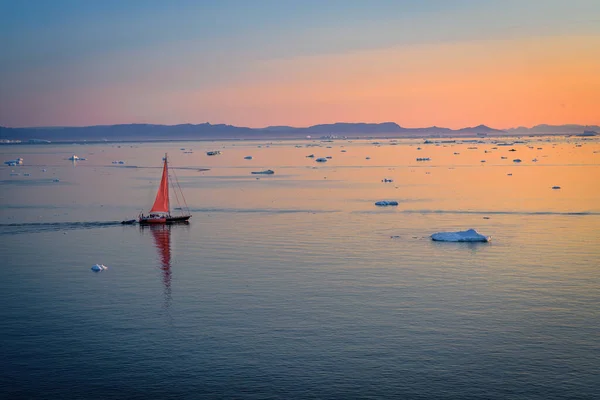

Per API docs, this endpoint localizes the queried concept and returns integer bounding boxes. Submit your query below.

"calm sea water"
[1,137,599,399]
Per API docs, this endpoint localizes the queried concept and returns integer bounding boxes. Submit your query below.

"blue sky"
[1,0,599,127]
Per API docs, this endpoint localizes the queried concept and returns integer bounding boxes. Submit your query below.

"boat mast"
[165,153,170,215]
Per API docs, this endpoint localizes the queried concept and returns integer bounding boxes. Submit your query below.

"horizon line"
[2,121,599,131]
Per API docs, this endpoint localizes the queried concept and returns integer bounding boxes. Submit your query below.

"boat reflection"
[141,222,189,308]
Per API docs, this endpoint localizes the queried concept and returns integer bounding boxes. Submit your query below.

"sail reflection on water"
[141,222,189,308]
[151,225,172,301]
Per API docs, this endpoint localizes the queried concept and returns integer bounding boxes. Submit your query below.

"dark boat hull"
[139,215,191,225]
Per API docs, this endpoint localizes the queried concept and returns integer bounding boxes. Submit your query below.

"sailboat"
[138,153,191,224]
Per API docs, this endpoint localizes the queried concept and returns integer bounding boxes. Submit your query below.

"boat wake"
[0,221,128,235]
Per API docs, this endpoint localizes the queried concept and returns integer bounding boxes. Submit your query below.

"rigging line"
[169,162,183,216]
[172,166,190,215]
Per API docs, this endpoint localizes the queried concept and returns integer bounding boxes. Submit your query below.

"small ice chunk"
[375,200,399,206]
[91,264,107,271]
[244,156,253,160]
[315,158,328,162]
[552,186,561,190]
[431,229,490,242]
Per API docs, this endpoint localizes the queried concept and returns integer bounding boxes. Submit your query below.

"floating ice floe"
[244,156,253,160]
[315,158,328,162]
[4,157,23,166]
[91,264,108,272]
[552,186,561,190]
[375,200,399,206]
[382,178,393,183]
[251,169,274,175]
[431,229,490,242]
[206,151,221,156]
[416,157,431,161]
[513,159,522,163]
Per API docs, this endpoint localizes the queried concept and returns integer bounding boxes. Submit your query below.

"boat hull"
[139,215,191,225]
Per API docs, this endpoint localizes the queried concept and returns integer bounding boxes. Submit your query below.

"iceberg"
[375,200,399,206]
[4,157,23,166]
[251,169,274,175]
[91,264,108,272]
[431,229,490,242]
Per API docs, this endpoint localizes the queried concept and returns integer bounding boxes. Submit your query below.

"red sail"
[150,157,170,213]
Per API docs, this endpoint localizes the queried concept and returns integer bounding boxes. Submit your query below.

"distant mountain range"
[0,122,597,143]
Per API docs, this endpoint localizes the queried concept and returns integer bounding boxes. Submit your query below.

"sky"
[1,0,599,129]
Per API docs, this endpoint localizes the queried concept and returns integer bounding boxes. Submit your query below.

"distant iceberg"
[91,264,108,272]
[375,200,399,206]
[251,169,274,175]
[431,229,490,242]
[4,157,23,166]
[244,156,253,160]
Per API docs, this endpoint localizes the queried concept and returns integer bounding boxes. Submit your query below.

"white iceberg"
[91,264,108,271]
[4,157,23,166]
[375,200,399,206]
[431,229,490,242]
